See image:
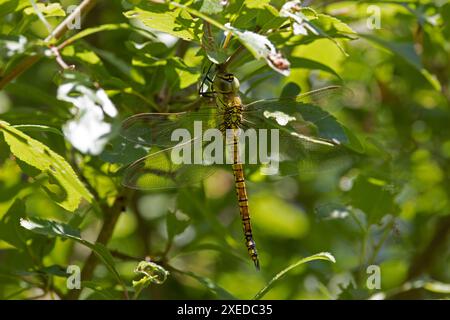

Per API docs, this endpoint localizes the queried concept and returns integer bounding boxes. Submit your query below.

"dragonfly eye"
[222,73,234,82]
[213,73,240,94]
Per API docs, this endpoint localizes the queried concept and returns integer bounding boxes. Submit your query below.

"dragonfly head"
[213,72,240,96]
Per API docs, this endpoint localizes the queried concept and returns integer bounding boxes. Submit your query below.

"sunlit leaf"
[124,6,200,41]
[200,0,224,15]
[0,0,29,17]
[253,252,336,300]
[0,121,92,211]
[24,2,65,17]
[423,281,450,294]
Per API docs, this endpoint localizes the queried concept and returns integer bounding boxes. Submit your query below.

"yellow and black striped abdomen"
[231,135,260,270]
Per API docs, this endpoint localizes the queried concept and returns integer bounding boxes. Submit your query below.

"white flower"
[57,83,118,155]
[3,35,27,56]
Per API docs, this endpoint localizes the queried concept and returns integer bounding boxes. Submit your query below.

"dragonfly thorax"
[222,106,243,130]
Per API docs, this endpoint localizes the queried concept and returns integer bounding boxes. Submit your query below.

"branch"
[0,56,40,90]
[388,215,450,299]
[45,0,97,43]
[66,189,133,300]
[0,0,97,90]
[407,215,450,280]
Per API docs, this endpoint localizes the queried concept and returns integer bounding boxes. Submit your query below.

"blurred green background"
[0,0,449,300]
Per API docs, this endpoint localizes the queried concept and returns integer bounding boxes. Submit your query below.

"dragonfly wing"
[243,86,351,145]
[122,141,221,190]
[120,108,221,148]
[245,85,346,110]
[240,86,353,177]
[235,127,349,178]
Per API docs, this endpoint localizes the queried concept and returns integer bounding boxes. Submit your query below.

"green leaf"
[100,136,148,166]
[226,25,291,76]
[92,46,145,85]
[166,211,190,241]
[19,217,126,292]
[0,200,29,249]
[342,125,365,153]
[82,281,123,300]
[246,0,270,8]
[12,124,63,137]
[131,260,169,299]
[35,264,68,277]
[314,13,356,38]
[252,93,350,145]
[4,82,68,110]
[0,0,29,18]
[169,57,199,90]
[178,270,237,299]
[201,23,230,64]
[132,260,169,299]
[280,4,356,55]
[124,6,200,41]
[19,216,81,240]
[0,121,92,211]
[423,281,450,294]
[59,23,131,48]
[348,175,397,224]
[200,0,224,15]
[359,34,441,91]
[91,243,124,288]
[315,202,351,220]
[253,252,336,300]
[24,2,65,17]
[171,2,290,76]
[290,57,341,79]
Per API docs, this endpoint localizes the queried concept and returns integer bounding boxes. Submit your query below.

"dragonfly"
[120,63,352,270]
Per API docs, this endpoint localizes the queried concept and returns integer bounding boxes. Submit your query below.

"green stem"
[367,216,395,266]
[358,230,369,284]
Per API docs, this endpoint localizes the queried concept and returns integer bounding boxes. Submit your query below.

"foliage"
[0,0,449,300]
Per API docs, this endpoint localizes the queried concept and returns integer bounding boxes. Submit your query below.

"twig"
[367,216,396,266]
[130,192,151,255]
[407,215,450,280]
[222,44,245,70]
[4,287,30,300]
[110,250,141,261]
[0,0,97,90]
[388,215,450,299]
[222,26,261,70]
[0,55,40,90]
[45,0,97,43]
[49,45,75,70]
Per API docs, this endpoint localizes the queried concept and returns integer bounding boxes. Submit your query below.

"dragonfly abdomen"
[232,160,260,270]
